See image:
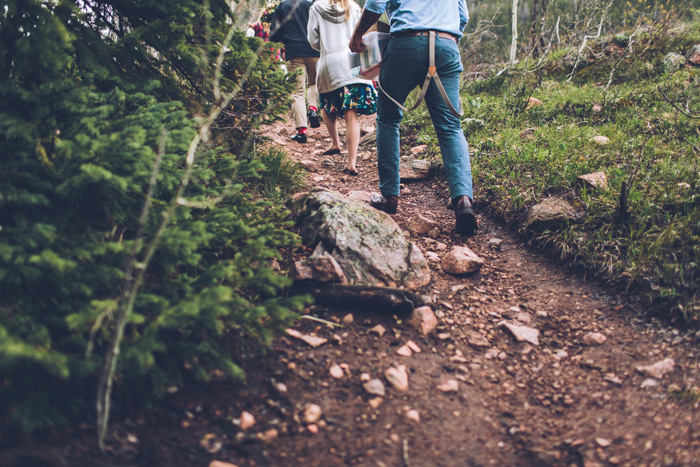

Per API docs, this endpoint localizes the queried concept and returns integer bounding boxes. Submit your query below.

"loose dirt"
[10,114,700,467]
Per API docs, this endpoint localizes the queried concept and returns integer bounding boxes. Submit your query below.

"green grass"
[409,26,700,322]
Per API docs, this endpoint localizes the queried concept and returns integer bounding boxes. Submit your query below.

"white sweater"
[307,0,373,94]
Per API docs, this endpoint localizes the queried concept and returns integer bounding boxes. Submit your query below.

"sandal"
[322,148,341,155]
[342,168,359,176]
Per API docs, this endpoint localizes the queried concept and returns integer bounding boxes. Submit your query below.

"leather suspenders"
[377,30,463,117]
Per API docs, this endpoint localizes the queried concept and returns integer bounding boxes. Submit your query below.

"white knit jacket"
[307,0,374,94]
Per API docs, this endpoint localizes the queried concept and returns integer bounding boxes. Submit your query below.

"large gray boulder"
[290,189,431,290]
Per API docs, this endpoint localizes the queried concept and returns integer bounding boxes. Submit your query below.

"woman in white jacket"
[307,0,377,175]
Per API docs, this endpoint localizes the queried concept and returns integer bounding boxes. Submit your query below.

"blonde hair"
[330,0,351,20]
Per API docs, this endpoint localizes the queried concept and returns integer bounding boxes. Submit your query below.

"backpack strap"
[377,31,463,117]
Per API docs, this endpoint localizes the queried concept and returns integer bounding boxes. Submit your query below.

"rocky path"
[236,116,700,467]
[42,115,700,467]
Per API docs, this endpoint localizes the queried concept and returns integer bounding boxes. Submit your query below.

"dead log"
[292,282,430,313]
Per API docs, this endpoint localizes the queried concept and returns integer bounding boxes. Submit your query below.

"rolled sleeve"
[364,0,388,15]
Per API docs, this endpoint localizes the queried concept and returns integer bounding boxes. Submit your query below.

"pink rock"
[441,246,484,275]
[582,332,607,345]
[437,380,459,392]
[407,306,438,335]
[239,411,255,431]
[636,358,675,379]
[385,365,409,392]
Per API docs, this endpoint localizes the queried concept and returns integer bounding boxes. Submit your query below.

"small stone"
[636,358,675,379]
[438,332,451,340]
[342,313,354,324]
[369,397,383,409]
[526,97,543,109]
[330,364,344,379]
[408,213,440,236]
[298,160,319,172]
[371,324,387,337]
[499,321,540,346]
[437,380,459,392]
[596,438,612,447]
[582,332,607,346]
[535,311,548,318]
[406,409,420,422]
[385,365,409,392]
[396,345,413,357]
[240,411,256,431]
[303,403,322,424]
[406,340,421,353]
[488,238,503,251]
[360,372,371,382]
[260,428,278,441]
[407,306,438,335]
[577,172,609,191]
[592,135,609,145]
[363,378,386,396]
[592,103,603,112]
[210,461,240,467]
[442,246,485,275]
[667,383,682,393]
[410,144,428,155]
[641,378,659,389]
[428,227,440,239]
[307,424,319,434]
[603,374,622,385]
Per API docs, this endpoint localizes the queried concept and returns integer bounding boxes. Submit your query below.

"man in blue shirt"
[349,0,477,236]
[271,0,322,144]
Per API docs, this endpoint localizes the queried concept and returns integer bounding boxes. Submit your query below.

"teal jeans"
[376,34,473,202]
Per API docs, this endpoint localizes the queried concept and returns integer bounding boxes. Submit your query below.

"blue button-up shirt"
[364,0,469,38]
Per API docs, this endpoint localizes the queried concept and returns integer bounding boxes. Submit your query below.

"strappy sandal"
[322,148,341,155]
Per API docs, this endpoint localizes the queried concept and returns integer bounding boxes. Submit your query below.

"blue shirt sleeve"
[364,0,388,15]
[459,0,469,32]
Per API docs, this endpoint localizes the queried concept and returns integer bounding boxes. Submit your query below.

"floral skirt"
[319,83,377,117]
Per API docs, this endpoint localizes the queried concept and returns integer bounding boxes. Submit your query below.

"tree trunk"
[510,0,519,65]
[528,0,540,58]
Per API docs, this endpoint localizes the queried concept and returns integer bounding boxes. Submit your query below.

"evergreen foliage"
[1,0,305,434]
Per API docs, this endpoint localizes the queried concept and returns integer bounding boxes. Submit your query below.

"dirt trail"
[239,116,700,467]
[27,115,700,467]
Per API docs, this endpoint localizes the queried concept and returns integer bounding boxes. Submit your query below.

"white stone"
[385,365,409,392]
[441,246,484,275]
[582,332,607,345]
[636,358,675,379]
[304,404,322,424]
[437,380,459,392]
[499,321,540,346]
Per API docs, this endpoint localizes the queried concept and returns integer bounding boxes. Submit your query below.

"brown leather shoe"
[453,196,478,235]
[370,194,398,214]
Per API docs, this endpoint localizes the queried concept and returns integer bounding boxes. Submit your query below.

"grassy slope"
[408,23,700,322]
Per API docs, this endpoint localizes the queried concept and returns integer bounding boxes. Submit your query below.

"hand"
[349,34,366,53]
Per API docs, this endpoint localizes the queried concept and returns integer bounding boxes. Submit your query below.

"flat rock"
[399,156,432,181]
[499,321,540,346]
[407,306,438,335]
[636,358,675,379]
[592,135,609,145]
[329,364,344,379]
[577,171,609,191]
[385,365,409,392]
[441,246,484,275]
[285,328,328,348]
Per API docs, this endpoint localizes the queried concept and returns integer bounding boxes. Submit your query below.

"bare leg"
[322,110,341,152]
[345,109,359,172]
